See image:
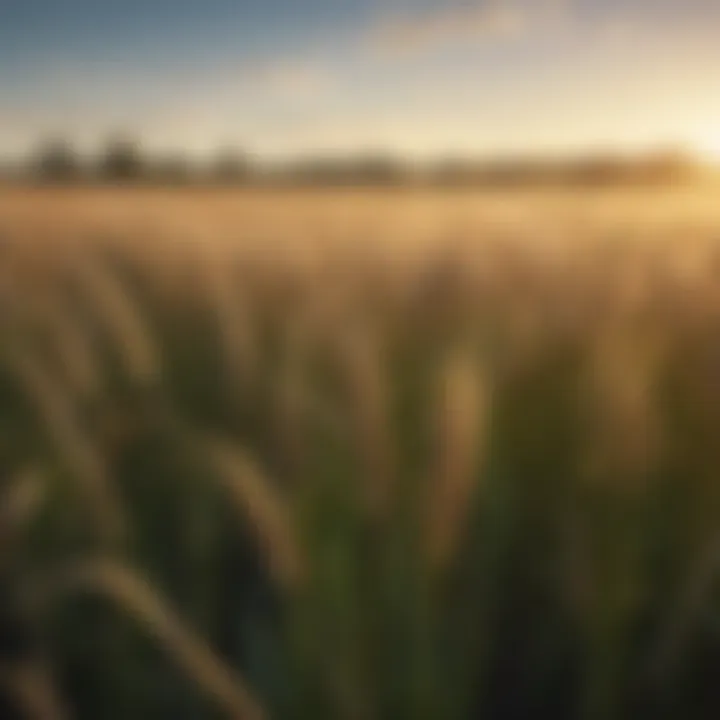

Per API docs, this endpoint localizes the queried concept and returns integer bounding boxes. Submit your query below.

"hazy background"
[5,4,720,720]
[2,0,720,163]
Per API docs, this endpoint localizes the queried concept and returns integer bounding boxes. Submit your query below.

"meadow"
[2,185,720,719]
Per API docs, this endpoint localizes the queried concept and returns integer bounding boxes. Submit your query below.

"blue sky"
[2,0,720,158]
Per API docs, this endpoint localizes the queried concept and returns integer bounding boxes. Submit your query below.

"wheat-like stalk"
[41,298,103,403]
[70,255,161,385]
[0,466,46,559]
[202,436,304,592]
[194,245,259,389]
[0,274,102,408]
[426,346,489,571]
[0,660,69,720]
[1,346,126,546]
[581,323,662,490]
[333,323,395,519]
[44,559,266,720]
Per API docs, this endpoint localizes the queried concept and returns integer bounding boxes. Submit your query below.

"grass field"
[2,186,720,719]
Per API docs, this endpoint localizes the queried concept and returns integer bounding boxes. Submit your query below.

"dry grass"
[3,186,720,718]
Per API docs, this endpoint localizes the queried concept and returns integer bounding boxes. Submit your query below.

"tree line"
[25,136,250,184]
[6,136,703,187]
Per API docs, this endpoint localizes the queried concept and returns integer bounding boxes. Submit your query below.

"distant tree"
[279,154,405,186]
[431,159,475,186]
[570,156,626,186]
[33,138,81,182]
[152,154,194,185]
[98,136,144,182]
[211,149,251,183]
[351,155,405,185]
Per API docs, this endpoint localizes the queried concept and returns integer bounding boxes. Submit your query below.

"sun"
[692,132,720,165]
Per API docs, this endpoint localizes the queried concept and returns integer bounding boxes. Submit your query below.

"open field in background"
[4,187,720,719]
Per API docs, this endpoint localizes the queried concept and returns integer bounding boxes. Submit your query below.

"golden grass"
[5,185,720,718]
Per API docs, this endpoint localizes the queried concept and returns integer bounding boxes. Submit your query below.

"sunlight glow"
[692,131,720,164]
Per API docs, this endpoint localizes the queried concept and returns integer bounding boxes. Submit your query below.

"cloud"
[370,1,528,57]
[240,60,336,101]
[369,0,575,58]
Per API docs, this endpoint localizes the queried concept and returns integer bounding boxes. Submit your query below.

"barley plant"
[2,187,720,719]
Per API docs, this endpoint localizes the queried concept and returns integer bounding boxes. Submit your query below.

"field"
[3,186,720,719]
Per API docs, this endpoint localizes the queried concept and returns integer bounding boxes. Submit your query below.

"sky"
[2,0,720,160]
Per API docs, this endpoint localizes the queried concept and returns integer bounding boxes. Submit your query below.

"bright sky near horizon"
[1,0,720,159]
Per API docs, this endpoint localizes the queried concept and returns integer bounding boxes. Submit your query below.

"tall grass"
[2,188,720,718]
